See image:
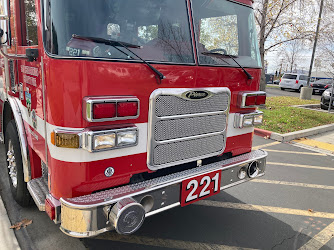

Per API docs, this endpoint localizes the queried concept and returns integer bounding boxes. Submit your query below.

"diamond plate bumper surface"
[60,150,267,238]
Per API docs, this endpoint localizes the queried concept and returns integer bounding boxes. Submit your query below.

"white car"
[279,73,308,92]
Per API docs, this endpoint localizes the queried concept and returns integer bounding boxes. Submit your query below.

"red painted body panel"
[44,57,260,128]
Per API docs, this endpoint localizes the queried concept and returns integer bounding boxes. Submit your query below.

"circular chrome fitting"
[248,161,259,178]
[238,167,247,180]
[108,198,145,235]
[105,167,115,177]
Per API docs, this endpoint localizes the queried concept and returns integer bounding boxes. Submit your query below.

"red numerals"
[180,171,221,207]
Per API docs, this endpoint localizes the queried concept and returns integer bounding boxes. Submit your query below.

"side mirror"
[26,48,39,62]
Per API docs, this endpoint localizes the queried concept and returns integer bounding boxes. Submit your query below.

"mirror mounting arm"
[0,47,29,61]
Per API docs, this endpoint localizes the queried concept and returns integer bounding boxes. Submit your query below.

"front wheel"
[280,87,285,91]
[5,120,31,206]
[320,104,328,110]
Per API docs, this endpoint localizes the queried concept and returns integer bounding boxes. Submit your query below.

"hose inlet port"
[105,197,145,235]
[248,161,259,178]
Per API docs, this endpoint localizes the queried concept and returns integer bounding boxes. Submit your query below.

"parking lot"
[1,134,334,250]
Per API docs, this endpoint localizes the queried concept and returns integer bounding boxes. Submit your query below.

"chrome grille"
[155,93,229,117]
[154,114,226,141]
[148,88,230,170]
[154,135,225,166]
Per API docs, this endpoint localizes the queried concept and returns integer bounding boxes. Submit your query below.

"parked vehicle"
[279,73,308,92]
[273,80,280,85]
[310,79,332,95]
[0,0,267,238]
[265,74,274,84]
[321,88,334,110]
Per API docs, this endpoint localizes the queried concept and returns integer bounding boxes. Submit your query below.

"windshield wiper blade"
[72,35,165,82]
[202,52,253,80]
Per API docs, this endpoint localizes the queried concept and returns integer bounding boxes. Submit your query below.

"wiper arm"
[73,35,165,82]
[202,52,253,80]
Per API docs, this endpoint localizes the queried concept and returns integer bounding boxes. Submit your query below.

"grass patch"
[258,97,333,134]
[266,84,280,89]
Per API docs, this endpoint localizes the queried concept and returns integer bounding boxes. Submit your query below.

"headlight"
[117,130,137,146]
[253,113,263,125]
[243,116,254,127]
[94,133,116,150]
[234,111,264,128]
[323,90,331,97]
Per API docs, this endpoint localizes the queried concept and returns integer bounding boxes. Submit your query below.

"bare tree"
[278,39,304,72]
[254,0,315,90]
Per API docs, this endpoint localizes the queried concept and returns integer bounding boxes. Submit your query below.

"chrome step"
[27,177,49,211]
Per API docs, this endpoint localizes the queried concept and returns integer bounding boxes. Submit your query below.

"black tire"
[320,104,328,110]
[297,86,303,93]
[5,120,31,206]
[280,87,285,91]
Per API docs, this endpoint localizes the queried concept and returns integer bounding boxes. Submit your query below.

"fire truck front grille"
[155,93,229,117]
[154,114,226,141]
[148,88,230,170]
[153,134,225,166]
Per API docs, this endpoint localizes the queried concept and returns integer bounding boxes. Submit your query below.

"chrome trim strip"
[59,150,267,238]
[7,97,31,182]
[147,87,230,170]
[158,110,227,120]
[41,57,49,171]
[83,96,140,122]
[155,130,226,145]
[239,91,266,108]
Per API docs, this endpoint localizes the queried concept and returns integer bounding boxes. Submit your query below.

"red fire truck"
[0,0,267,237]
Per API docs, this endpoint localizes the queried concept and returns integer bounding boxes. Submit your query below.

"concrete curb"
[255,123,334,142]
[0,197,21,250]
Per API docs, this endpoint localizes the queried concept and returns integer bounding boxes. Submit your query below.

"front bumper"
[60,150,267,238]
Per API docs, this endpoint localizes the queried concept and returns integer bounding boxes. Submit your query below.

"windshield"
[192,0,261,68]
[282,74,297,80]
[44,0,194,64]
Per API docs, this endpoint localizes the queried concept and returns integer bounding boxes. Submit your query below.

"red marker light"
[245,95,256,106]
[256,95,266,105]
[45,199,55,221]
[93,103,116,119]
[296,80,299,84]
[117,102,138,117]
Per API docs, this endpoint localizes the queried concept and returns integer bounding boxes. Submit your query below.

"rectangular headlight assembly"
[234,111,264,129]
[84,127,138,152]
[51,127,138,152]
